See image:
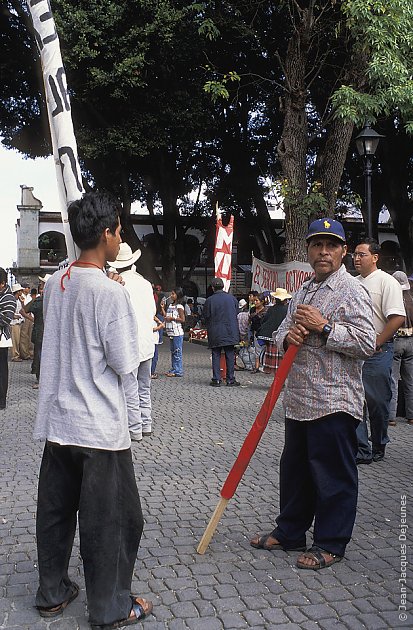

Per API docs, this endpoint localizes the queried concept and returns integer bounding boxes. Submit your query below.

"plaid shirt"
[276,265,376,422]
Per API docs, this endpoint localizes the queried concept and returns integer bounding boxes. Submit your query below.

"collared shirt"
[276,265,376,422]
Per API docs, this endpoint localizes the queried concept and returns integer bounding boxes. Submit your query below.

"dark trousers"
[32,341,42,381]
[211,346,235,383]
[0,347,8,407]
[36,442,143,626]
[272,413,358,557]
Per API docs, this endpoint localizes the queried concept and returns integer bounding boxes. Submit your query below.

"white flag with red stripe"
[214,209,234,292]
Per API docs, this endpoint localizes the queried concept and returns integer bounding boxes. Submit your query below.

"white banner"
[251,257,314,294]
[27,0,83,262]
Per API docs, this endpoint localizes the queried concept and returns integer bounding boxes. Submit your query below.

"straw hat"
[238,298,247,309]
[270,287,292,301]
[38,274,53,284]
[107,243,141,269]
[11,283,23,293]
[392,271,410,291]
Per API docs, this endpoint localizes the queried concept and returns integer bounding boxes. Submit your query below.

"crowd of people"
[1,197,413,627]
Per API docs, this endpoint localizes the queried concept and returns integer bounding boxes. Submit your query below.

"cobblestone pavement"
[1,342,412,629]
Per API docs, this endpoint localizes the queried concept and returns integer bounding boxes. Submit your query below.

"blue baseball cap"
[306,218,346,243]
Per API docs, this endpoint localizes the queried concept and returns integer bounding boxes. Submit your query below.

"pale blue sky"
[0,144,59,269]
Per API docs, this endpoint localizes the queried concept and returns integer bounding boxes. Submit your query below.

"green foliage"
[2,0,413,270]
[203,71,240,102]
[276,179,329,219]
[198,17,220,40]
[334,0,413,129]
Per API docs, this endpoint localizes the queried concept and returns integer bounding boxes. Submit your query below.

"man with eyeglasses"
[353,238,405,464]
[250,218,376,571]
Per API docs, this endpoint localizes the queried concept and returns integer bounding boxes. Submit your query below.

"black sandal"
[296,546,342,570]
[250,533,306,552]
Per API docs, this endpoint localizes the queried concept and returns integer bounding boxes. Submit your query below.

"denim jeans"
[356,341,393,459]
[169,335,184,376]
[36,442,143,626]
[389,337,413,420]
[151,344,159,375]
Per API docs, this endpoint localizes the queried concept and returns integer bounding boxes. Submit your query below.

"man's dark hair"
[211,277,224,291]
[68,191,121,250]
[0,268,7,285]
[30,288,37,296]
[357,238,381,255]
[249,290,259,297]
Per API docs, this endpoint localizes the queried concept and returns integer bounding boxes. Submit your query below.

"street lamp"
[355,121,384,238]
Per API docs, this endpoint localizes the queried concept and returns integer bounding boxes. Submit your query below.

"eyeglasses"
[351,252,370,259]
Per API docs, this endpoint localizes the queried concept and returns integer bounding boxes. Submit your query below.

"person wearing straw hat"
[108,242,156,441]
[33,192,152,627]
[10,282,24,361]
[388,270,413,426]
[19,284,35,361]
[258,288,292,374]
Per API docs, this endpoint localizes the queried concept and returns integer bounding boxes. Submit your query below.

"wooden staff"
[197,344,299,554]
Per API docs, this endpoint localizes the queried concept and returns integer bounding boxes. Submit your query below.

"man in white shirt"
[108,243,156,441]
[353,238,405,463]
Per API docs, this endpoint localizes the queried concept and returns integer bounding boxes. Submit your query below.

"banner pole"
[26,0,83,263]
[197,345,299,554]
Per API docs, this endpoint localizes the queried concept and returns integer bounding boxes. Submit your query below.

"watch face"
[323,324,332,335]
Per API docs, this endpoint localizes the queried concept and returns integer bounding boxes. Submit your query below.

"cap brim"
[108,250,142,268]
[306,231,346,242]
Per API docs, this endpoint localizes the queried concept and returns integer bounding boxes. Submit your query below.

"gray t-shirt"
[33,267,140,450]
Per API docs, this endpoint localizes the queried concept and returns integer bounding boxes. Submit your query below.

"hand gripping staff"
[197,344,299,554]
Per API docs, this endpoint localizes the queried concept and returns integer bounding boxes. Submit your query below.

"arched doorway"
[38,231,67,265]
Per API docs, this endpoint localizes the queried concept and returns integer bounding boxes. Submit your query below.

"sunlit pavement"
[0,342,412,629]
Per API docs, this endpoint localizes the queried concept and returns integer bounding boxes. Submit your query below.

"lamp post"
[355,121,384,238]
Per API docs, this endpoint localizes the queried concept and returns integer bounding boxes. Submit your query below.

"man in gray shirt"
[34,192,152,628]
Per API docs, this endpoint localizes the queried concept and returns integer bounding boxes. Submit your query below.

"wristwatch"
[322,323,333,337]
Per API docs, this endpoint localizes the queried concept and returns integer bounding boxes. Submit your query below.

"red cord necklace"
[60,260,103,291]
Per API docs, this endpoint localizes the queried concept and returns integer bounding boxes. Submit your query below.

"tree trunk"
[277,9,311,262]
[119,172,161,282]
[313,118,355,215]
